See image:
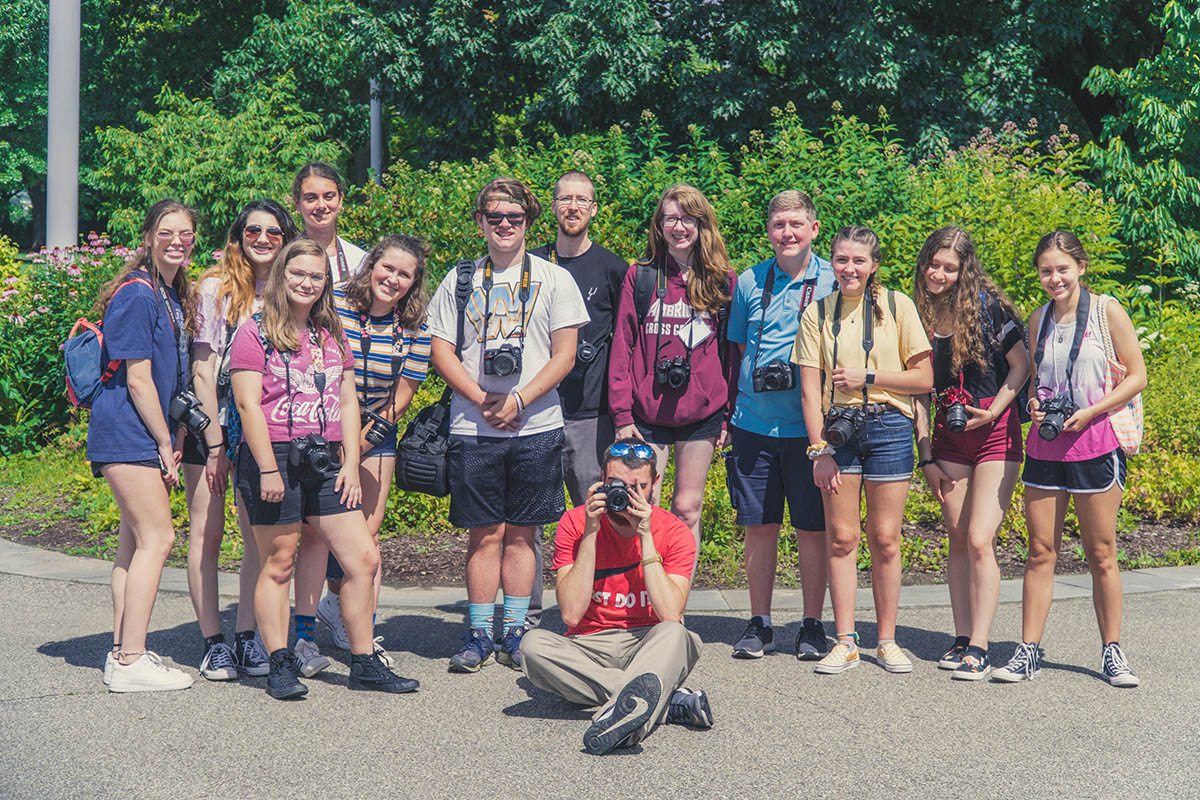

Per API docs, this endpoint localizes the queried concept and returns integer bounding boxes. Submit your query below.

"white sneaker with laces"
[103,651,116,686]
[109,652,194,693]
[294,638,331,678]
[317,592,350,650]
[1102,642,1140,688]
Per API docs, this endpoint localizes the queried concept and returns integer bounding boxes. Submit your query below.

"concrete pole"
[46,0,81,249]
[369,79,383,185]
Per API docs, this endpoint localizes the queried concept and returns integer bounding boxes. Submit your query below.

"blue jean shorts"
[830,406,914,481]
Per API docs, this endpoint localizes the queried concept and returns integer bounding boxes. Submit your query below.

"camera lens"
[603,480,630,513]
[1038,417,1062,441]
[946,403,969,433]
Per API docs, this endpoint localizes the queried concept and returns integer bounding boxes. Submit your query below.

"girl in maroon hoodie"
[609,184,738,552]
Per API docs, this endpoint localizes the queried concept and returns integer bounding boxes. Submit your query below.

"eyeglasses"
[662,215,698,230]
[244,224,284,241]
[285,268,327,286]
[554,195,595,208]
[155,230,196,245]
[607,442,654,461]
[482,212,527,227]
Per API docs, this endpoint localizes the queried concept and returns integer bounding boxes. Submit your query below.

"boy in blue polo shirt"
[726,191,837,660]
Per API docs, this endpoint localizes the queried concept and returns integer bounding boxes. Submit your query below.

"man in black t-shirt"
[531,171,629,505]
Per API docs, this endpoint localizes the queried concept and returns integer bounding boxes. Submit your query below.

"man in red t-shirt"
[521,440,713,755]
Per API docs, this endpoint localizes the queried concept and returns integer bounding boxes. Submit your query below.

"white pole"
[46,0,81,249]
[369,79,383,185]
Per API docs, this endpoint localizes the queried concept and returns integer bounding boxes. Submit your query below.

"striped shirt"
[333,288,432,415]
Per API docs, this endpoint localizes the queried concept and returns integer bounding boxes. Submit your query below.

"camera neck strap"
[481,254,532,348]
[357,305,404,409]
[751,258,818,372]
[333,238,351,284]
[828,289,875,407]
[280,325,329,439]
[1033,287,1090,402]
[150,272,187,392]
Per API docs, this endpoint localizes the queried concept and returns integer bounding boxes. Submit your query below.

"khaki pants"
[522,622,701,744]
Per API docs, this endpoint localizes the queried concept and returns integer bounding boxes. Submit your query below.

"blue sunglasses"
[607,442,654,460]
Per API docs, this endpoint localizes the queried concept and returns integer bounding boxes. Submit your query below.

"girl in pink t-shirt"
[995,231,1147,688]
[230,238,417,698]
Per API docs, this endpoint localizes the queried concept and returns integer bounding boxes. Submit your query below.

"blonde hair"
[258,239,346,357]
[641,184,731,313]
[766,190,817,224]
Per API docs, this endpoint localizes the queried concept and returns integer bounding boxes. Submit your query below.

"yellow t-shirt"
[791,289,931,419]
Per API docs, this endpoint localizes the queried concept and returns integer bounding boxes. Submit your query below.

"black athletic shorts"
[1022,449,1127,494]
[447,428,566,528]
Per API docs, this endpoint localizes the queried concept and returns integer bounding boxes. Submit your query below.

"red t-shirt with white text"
[552,505,696,636]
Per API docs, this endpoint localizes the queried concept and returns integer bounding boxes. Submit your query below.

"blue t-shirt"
[86,271,188,463]
[728,254,836,437]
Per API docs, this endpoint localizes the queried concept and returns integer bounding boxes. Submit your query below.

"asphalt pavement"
[1,545,1197,798]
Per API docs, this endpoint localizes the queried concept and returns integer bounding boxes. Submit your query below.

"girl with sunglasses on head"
[911,226,1029,680]
[794,225,933,676]
[292,235,433,673]
[609,184,738,555]
[229,238,418,699]
[994,231,1146,687]
[292,162,367,285]
[89,199,199,692]
[181,200,299,681]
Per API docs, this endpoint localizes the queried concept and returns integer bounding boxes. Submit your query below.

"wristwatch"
[865,368,876,386]
[641,554,663,567]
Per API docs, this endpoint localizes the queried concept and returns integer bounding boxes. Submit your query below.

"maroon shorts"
[931,395,1023,466]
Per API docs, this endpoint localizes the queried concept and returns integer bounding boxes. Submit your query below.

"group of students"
[86,161,1147,713]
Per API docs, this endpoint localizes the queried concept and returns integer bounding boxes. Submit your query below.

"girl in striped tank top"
[995,231,1147,688]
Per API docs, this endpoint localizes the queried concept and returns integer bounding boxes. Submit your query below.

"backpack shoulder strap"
[887,288,896,323]
[633,260,661,322]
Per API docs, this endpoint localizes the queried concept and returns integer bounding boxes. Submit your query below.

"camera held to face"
[596,478,631,513]
[483,344,522,377]
[287,432,342,479]
[752,359,796,393]
[655,356,691,390]
[362,410,395,447]
[823,405,866,448]
[169,388,211,443]
[1037,394,1078,441]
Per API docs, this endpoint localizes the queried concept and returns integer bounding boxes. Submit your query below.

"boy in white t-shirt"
[428,177,588,673]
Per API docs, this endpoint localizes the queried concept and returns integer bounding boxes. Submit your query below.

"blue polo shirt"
[728,253,836,437]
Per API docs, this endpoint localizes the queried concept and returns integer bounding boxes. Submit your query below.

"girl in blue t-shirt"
[87,199,199,693]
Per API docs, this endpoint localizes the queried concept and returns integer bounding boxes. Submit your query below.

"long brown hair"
[830,225,885,321]
[259,239,347,357]
[342,234,430,331]
[95,199,199,335]
[196,200,300,326]
[641,184,730,313]
[913,226,1023,375]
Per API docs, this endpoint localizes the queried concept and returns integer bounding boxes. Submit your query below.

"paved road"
[1,569,1196,798]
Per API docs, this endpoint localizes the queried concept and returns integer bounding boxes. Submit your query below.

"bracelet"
[806,442,834,460]
[511,389,526,413]
[917,458,936,468]
[640,554,663,567]
[260,469,279,475]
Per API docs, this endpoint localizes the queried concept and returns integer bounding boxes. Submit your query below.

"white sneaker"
[317,592,350,650]
[373,636,393,669]
[109,652,194,693]
[294,638,331,678]
[199,642,238,681]
[103,651,116,686]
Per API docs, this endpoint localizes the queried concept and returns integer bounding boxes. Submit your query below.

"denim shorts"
[830,406,914,481]
[362,418,398,459]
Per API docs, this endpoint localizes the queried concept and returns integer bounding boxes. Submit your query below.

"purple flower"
[66,266,81,277]
[37,306,49,313]
[1,288,17,300]
[3,277,17,285]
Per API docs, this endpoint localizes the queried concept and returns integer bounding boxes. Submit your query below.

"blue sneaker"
[448,627,495,673]
[497,625,527,670]
[666,687,714,728]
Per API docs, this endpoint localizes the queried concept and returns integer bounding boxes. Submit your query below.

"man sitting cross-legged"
[521,439,713,755]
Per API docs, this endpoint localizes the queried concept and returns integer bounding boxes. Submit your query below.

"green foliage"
[1084,1,1200,278]
[89,73,342,246]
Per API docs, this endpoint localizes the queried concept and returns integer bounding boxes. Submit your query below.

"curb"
[3,537,1199,612]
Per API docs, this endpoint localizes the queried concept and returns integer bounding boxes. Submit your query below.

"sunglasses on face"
[482,212,527,227]
[244,224,284,241]
[155,230,196,245]
[607,442,655,461]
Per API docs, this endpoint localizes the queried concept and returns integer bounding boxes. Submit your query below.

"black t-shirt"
[530,241,628,419]
[931,293,1023,400]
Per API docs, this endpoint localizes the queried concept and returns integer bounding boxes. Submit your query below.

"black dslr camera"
[362,410,396,447]
[1037,394,1078,441]
[823,406,866,448]
[483,344,522,377]
[597,478,631,513]
[752,359,796,393]
[939,387,974,434]
[655,356,690,390]
[288,432,342,479]
[169,389,211,453]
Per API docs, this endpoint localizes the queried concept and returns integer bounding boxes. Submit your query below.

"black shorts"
[448,428,566,528]
[725,427,824,531]
[635,409,724,445]
[1022,449,1127,494]
[236,441,355,526]
[181,426,231,467]
[91,459,159,479]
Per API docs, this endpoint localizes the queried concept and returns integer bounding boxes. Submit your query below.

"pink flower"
[66,267,81,277]
[1,288,17,300]
[3,277,17,285]
[8,314,25,326]
[37,306,49,313]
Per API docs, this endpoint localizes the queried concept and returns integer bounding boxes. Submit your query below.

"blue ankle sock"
[501,595,531,633]
[468,603,494,636]
[295,614,315,643]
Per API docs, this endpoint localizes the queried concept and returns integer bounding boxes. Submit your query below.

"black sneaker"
[732,616,774,659]
[794,618,830,660]
[993,642,1043,682]
[583,672,661,755]
[349,652,420,693]
[1101,642,1140,688]
[938,636,970,670]
[266,648,308,700]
